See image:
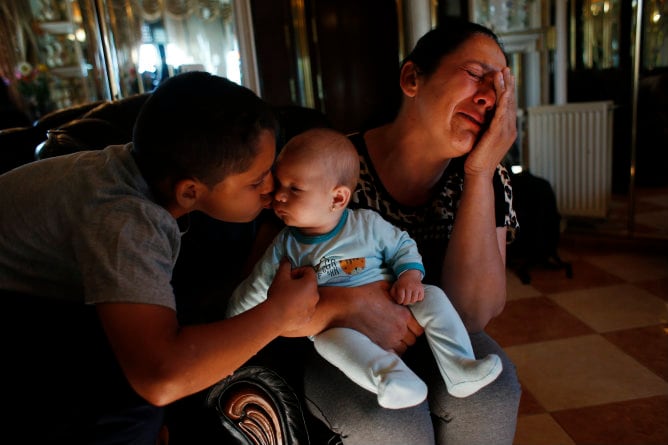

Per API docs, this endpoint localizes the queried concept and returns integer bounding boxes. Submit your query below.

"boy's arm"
[98,259,319,407]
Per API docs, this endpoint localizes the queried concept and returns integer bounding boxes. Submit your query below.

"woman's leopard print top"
[348,132,518,285]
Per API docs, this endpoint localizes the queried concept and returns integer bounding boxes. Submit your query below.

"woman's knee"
[304,352,435,445]
[426,332,521,445]
[470,331,521,399]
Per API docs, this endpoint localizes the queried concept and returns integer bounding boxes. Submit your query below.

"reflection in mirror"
[102,0,241,97]
[635,0,668,240]
[643,0,668,69]
[581,0,620,69]
[569,0,668,240]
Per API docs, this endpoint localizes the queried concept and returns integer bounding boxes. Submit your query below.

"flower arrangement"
[15,61,51,118]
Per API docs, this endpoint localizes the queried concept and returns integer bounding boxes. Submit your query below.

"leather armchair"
[0,95,336,444]
[208,366,311,444]
[0,100,105,174]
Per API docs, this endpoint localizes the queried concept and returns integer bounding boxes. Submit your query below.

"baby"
[226,128,502,409]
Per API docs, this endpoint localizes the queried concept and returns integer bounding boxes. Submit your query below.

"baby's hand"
[390,270,424,305]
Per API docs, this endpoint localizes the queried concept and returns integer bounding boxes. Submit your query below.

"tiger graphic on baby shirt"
[315,256,366,282]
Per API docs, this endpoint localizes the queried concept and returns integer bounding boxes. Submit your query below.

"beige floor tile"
[506,335,668,411]
[549,283,668,332]
[487,297,594,347]
[506,270,543,300]
[514,414,575,445]
[582,252,668,282]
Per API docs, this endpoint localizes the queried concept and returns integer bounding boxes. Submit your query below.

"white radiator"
[527,101,614,219]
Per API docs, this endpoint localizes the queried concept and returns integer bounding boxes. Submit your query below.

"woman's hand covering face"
[464,66,517,178]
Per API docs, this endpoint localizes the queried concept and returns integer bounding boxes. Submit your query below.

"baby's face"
[272,154,338,234]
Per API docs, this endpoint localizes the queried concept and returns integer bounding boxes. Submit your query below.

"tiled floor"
[633,187,668,240]
[491,240,668,444]
[569,185,668,240]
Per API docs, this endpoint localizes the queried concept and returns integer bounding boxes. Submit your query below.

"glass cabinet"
[9,0,108,119]
[643,0,668,69]
[579,0,621,69]
[2,0,252,121]
[98,0,243,99]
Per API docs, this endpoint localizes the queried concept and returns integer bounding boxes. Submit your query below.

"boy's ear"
[173,178,204,211]
[400,61,419,97]
[331,185,351,210]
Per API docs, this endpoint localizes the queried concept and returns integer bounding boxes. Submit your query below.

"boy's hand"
[267,259,319,334]
[390,270,424,305]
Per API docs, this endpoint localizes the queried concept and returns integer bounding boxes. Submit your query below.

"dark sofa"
[0,95,337,444]
[0,100,105,174]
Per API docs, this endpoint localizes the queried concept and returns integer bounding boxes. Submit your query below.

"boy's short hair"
[132,72,277,199]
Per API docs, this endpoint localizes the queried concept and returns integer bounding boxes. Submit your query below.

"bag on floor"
[507,170,573,284]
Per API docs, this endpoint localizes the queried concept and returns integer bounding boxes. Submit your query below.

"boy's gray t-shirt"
[0,144,180,309]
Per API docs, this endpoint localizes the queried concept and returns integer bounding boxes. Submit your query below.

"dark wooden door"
[250,0,399,133]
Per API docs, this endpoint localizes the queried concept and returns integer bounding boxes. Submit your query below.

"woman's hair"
[367,18,506,127]
[401,17,506,77]
[132,72,277,196]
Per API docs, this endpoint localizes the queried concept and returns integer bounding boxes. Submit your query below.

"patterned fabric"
[348,132,518,285]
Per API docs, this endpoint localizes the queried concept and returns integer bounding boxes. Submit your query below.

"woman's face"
[410,34,508,157]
